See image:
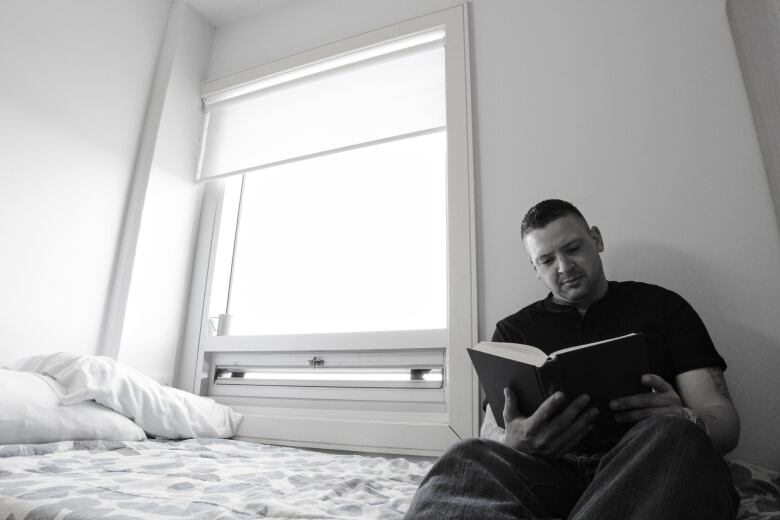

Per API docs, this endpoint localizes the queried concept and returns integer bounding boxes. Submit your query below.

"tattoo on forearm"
[707,368,732,399]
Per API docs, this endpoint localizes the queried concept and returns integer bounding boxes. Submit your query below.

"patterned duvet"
[0,438,432,519]
[0,439,778,520]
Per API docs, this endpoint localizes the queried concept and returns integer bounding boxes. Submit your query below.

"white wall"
[0,0,170,362]
[206,0,458,78]
[208,0,780,468]
[118,4,214,385]
[472,0,780,469]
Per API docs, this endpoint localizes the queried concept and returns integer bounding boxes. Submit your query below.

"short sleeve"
[491,325,508,342]
[491,314,529,344]
[663,290,727,374]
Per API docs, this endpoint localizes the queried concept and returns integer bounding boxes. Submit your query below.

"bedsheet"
[0,438,432,520]
[732,459,780,520]
[0,439,777,520]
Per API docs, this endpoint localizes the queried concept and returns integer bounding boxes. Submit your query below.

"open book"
[468,332,649,447]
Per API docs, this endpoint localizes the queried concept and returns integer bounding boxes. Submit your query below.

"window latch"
[308,355,325,368]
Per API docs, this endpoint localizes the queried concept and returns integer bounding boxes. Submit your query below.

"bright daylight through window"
[200,29,448,340]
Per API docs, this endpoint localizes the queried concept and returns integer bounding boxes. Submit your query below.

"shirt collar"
[542,280,615,313]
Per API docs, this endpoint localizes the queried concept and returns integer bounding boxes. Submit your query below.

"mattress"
[0,438,432,519]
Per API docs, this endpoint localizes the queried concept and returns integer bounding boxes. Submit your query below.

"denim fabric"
[404,416,738,520]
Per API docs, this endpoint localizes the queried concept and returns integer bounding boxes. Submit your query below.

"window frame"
[180,4,477,456]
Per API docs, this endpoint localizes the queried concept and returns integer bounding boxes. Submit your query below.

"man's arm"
[675,367,740,454]
[610,368,740,455]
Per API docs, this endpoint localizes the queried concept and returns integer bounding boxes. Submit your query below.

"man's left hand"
[609,373,686,423]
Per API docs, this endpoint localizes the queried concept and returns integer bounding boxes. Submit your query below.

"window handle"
[308,356,325,368]
[209,313,232,336]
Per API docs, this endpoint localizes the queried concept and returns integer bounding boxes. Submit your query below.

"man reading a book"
[404,199,741,520]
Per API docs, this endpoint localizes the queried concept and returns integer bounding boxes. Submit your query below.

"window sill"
[226,404,459,456]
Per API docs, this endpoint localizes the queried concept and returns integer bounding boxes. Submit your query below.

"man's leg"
[404,438,584,520]
[570,415,739,520]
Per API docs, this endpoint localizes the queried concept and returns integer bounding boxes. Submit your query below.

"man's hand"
[609,373,686,423]
[502,388,599,458]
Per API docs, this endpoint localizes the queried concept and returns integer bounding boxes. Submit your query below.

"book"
[467,332,649,447]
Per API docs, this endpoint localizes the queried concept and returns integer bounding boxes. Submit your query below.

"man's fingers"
[551,394,592,427]
[528,391,567,427]
[610,392,670,411]
[641,373,673,393]
[556,423,595,457]
[614,406,676,424]
[502,388,521,424]
[547,406,598,456]
[611,374,680,412]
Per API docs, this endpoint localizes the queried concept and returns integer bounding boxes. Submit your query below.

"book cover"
[468,333,649,447]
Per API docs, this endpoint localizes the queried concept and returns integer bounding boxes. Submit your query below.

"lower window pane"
[226,132,447,335]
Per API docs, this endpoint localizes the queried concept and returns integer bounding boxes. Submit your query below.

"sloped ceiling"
[186,0,289,27]
[727,0,780,230]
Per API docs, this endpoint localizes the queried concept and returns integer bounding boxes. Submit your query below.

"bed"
[0,352,431,519]
[1,440,778,520]
[1,353,778,520]
[0,438,430,519]
[732,460,780,520]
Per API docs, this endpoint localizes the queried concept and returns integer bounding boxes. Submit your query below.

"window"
[184,5,476,456]
[209,132,447,337]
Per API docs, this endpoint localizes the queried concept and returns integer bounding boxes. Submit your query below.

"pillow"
[0,368,146,445]
[6,352,242,439]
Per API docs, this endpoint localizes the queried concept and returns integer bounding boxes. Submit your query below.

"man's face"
[523,214,606,306]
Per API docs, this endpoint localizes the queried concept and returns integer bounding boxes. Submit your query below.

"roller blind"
[198,30,446,182]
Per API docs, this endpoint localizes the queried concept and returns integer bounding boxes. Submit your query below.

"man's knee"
[623,414,716,459]
[432,437,552,480]
[424,438,499,475]
[451,436,498,452]
[631,414,707,439]
[440,437,499,461]
[603,415,731,489]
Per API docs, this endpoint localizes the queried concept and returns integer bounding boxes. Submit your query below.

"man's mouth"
[560,275,582,287]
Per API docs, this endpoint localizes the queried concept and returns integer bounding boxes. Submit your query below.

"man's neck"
[553,278,610,315]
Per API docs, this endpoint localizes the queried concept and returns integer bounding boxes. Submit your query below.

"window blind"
[197,30,446,182]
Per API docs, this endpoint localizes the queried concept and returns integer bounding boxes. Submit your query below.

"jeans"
[404,415,738,520]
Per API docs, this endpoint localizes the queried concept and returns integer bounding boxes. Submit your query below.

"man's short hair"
[520,199,589,239]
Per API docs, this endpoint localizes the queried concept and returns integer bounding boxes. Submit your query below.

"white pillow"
[0,368,146,445]
[6,352,242,439]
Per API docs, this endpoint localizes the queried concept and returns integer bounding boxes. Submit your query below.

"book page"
[549,333,638,358]
[471,341,548,367]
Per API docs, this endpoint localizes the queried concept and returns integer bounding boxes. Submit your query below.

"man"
[404,199,740,520]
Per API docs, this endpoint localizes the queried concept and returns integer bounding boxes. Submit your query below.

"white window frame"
[180,4,477,456]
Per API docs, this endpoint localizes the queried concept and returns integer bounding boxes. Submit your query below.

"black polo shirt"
[492,281,726,385]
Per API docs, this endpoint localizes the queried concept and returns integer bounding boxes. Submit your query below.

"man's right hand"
[502,388,599,458]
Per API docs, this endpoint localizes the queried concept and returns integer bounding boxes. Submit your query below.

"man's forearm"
[697,403,740,455]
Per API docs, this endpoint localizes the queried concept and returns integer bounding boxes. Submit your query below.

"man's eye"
[567,245,580,253]
[540,258,553,266]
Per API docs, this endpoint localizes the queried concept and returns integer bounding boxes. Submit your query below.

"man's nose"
[557,255,575,273]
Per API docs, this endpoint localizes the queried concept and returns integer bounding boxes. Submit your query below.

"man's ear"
[590,226,604,252]
[528,257,540,278]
